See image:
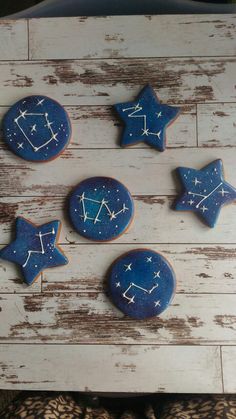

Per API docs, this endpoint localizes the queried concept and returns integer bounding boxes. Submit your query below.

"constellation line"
[122,282,159,304]
[187,182,223,209]
[14,110,58,152]
[22,228,55,268]
[122,103,161,139]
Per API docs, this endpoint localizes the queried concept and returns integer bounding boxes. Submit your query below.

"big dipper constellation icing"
[114,85,180,151]
[0,217,68,285]
[108,249,176,320]
[69,177,134,242]
[3,95,71,162]
[175,159,236,227]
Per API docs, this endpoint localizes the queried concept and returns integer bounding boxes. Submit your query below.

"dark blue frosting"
[108,249,176,319]
[69,177,134,242]
[114,84,180,151]
[3,95,71,162]
[175,159,236,227]
[0,217,68,285]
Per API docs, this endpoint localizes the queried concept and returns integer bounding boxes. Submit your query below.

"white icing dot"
[116,189,119,192]
[50,256,52,259]
[108,190,110,193]
[115,225,118,228]
[102,186,105,189]
[74,209,77,212]
[35,265,38,268]
[83,229,86,233]
[13,250,16,254]
[129,133,133,136]
[117,198,120,201]
[99,231,101,234]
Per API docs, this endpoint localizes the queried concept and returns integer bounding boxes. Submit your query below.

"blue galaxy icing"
[108,249,176,320]
[114,84,180,151]
[3,95,71,162]
[0,217,68,285]
[69,177,134,242]
[175,159,236,228]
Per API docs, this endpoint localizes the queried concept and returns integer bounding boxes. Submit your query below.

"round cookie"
[3,95,71,162]
[107,249,176,319]
[69,177,134,242]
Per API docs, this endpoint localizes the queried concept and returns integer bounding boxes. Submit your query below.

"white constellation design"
[22,228,55,268]
[187,181,223,209]
[78,192,129,224]
[122,103,161,139]
[122,282,159,304]
[14,109,58,152]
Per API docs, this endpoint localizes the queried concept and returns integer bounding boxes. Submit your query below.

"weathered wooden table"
[0,15,235,394]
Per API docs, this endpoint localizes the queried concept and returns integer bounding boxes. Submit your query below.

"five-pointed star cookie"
[0,217,68,285]
[175,159,236,227]
[114,84,180,151]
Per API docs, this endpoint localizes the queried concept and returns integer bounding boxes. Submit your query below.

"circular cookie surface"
[108,249,176,319]
[69,177,134,241]
[3,95,71,162]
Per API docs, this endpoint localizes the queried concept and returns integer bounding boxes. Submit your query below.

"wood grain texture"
[0,57,235,106]
[0,257,41,293]
[1,148,235,197]
[0,104,197,149]
[198,103,236,148]
[28,15,236,60]
[222,346,236,393]
[0,344,222,393]
[0,21,28,60]
[0,196,236,245]
[2,102,236,148]
[42,244,236,294]
[0,15,236,393]
[0,293,235,345]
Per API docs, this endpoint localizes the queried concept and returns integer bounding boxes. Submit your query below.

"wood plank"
[0,344,222,393]
[0,104,197,149]
[0,20,28,60]
[0,258,41,293]
[28,15,236,60]
[222,346,236,393]
[1,148,236,196]
[0,293,235,345]
[1,196,235,245]
[197,103,236,148]
[42,244,236,294]
[0,58,235,106]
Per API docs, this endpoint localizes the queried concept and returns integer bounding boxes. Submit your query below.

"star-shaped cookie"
[175,159,236,227]
[114,84,180,151]
[0,217,68,285]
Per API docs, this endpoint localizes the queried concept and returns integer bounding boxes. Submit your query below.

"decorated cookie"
[3,95,71,162]
[107,249,176,320]
[175,159,236,227]
[114,84,180,151]
[0,217,68,285]
[69,177,134,242]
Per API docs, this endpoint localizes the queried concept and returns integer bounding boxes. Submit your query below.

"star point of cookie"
[175,159,236,227]
[0,217,68,285]
[114,84,180,151]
